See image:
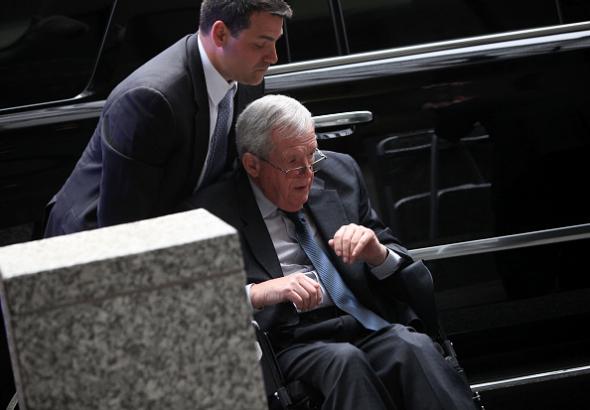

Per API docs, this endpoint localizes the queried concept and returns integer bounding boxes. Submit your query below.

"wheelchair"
[252,260,486,410]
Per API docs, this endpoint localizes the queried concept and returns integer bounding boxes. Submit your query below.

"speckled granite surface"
[0,209,266,410]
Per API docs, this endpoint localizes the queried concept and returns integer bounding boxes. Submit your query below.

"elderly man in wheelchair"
[186,94,479,410]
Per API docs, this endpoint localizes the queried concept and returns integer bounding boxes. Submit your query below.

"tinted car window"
[341,0,560,53]
[0,0,114,109]
[560,0,590,23]
[94,2,200,92]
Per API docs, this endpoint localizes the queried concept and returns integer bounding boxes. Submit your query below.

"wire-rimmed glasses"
[258,149,327,178]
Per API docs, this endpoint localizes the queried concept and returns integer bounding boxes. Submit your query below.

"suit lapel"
[235,171,284,279]
[306,176,350,242]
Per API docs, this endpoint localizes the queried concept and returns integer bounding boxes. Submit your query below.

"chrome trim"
[266,24,590,92]
[409,223,590,261]
[0,100,103,130]
[4,22,590,129]
[471,365,590,392]
[314,111,373,129]
[268,21,590,75]
[0,104,371,131]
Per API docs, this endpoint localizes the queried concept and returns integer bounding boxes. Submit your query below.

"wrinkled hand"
[250,273,322,311]
[329,223,387,266]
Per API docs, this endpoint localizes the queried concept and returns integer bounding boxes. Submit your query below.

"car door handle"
[313,111,373,140]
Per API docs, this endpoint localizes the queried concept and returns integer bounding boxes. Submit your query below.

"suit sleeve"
[98,87,176,227]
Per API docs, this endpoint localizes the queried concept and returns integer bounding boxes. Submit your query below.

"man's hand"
[329,223,388,266]
[250,273,322,310]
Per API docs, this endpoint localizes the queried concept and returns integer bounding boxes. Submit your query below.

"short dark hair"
[199,0,292,36]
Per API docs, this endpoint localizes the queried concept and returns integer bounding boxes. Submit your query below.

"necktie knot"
[284,210,305,225]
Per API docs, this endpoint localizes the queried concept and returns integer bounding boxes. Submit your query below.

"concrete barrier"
[0,209,266,410]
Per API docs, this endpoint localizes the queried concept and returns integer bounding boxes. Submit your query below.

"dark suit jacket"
[185,151,417,334]
[45,33,263,237]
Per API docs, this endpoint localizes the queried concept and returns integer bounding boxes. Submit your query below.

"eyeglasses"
[258,149,327,178]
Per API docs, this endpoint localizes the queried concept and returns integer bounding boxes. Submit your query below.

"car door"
[266,1,590,405]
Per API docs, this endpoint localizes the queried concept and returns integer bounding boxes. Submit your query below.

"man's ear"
[242,153,260,177]
[211,20,230,47]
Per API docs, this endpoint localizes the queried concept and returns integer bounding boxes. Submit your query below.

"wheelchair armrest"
[390,260,442,340]
[251,320,293,407]
[251,321,323,409]
[389,264,469,380]
[6,393,18,410]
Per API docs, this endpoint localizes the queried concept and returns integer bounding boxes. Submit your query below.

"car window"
[276,0,340,64]
[0,0,114,109]
[96,3,200,92]
[340,0,562,53]
[559,0,590,23]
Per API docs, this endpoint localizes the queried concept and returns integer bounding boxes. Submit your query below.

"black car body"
[1,0,590,407]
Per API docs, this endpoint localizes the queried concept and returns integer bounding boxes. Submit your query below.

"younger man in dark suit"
[187,94,476,410]
[44,0,292,237]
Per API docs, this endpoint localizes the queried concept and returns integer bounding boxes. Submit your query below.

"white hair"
[236,94,314,159]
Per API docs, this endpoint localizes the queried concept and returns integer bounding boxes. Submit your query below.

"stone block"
[0,209,266,410]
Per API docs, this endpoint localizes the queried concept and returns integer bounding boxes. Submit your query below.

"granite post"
[0,209,267,410]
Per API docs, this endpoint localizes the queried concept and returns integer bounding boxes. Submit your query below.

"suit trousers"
[275,310,475,410]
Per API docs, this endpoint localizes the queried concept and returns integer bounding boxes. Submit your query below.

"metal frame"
[471,365,590,392]
[409,222,590,397]
[410,223,590,261]
[4,22,590,123]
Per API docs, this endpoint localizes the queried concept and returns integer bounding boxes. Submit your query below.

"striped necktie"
[200,88,234,188]
[285,210,390,331]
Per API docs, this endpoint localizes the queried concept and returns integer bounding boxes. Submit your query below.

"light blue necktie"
[200,88,234,188]
[285,210,390,331]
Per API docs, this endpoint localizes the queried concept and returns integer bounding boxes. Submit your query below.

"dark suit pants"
[276,313,475,410]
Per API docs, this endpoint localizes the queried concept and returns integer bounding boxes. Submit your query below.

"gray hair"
[236,94,314,159]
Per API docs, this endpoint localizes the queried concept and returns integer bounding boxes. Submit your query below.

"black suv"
[2,1,590,408]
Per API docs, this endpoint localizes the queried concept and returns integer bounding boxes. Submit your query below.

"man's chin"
[292,197,309,211]
[239,71,266,86]
[282,199,307,213]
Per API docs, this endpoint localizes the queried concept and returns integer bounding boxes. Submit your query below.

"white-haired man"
[186,94,476,410]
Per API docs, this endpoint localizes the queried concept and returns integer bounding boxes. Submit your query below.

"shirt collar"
[248,177,280,219]
[198,34,238,105]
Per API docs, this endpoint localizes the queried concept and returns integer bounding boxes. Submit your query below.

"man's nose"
[266,44,278,64]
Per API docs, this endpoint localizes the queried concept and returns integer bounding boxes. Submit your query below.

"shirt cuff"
[245,283,255,311]
[370,248,402,279]
[245,283,263,312]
